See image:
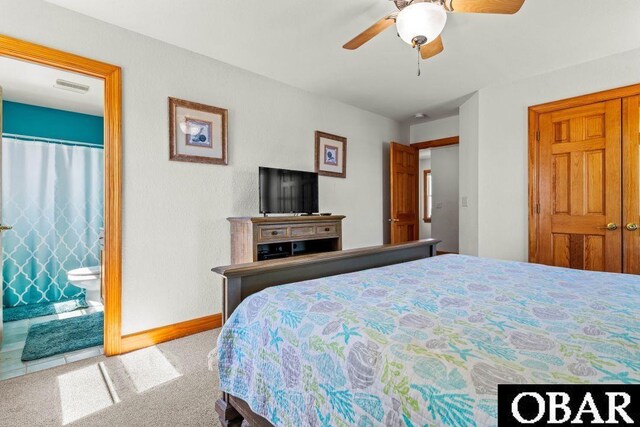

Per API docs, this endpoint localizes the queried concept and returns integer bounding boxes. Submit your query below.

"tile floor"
[0,305,104,380]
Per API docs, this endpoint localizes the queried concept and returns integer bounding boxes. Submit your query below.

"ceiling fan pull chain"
[417,48,421,76]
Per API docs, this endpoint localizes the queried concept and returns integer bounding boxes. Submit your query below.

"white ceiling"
[0,56,103,116]
[45,0,640,121]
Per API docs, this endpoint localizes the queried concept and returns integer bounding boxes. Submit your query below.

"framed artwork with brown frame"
[315,131,347,178]
[169,97,228,165]
[423,169,432,223]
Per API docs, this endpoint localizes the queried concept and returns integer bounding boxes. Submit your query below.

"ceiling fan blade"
[343,16,395,50]
[446,0,525,14]
[420,36,444,60]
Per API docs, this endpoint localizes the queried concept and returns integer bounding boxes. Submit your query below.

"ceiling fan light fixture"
[396,2,447,47]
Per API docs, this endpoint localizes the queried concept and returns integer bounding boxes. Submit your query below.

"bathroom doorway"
[0,56,106,377]
[0,36,122,378]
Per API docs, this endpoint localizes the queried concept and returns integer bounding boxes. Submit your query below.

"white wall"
[459,93,480,256]
[410,115,459,143]
[431,146,459,253]
[0,0,402,334]
[472,47,640,262]
[418,157,431,239]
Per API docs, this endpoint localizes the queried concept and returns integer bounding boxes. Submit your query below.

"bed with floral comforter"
[215,255,640,427]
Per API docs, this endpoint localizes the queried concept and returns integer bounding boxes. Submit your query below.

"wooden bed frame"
[211,238,440,426]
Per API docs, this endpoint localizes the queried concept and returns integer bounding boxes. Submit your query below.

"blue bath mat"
[21,311,103,361]
[3,297,89,323]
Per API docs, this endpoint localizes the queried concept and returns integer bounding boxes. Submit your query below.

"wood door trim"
[410,136,459,150]
[423,169,432,223]
[0,35,123,355]
[528,109,539,262]
[120,313,222,354]
[529,83,640,114]
[622,96,640,274]
[528,84,639,264]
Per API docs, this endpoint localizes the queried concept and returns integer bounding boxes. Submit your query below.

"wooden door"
[390,142,419,243]
[537,100,622,272]
[623,96,640,274]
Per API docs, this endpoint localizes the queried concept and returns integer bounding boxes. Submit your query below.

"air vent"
[54,79,90,94]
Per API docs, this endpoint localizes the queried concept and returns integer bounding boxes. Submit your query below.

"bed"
[212,241,640,427]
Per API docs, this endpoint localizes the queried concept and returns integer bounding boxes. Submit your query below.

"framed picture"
[315,131,347,178]
[169,97,227,165]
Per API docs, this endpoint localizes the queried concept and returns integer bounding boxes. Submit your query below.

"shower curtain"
[2,137,103,308]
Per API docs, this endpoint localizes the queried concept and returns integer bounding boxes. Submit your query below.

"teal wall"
[2,101,103,146]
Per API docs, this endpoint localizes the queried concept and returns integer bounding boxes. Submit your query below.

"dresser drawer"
[259,227,289,241]
[316,224,337,235]
[290,226,315,237]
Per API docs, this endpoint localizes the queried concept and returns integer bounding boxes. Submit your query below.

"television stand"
[262,213,313,217]
[227,215,345,264]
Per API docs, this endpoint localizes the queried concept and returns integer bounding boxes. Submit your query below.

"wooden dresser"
[228,216,345,264]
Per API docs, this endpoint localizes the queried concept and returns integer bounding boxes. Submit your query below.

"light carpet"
[0,329,222,427]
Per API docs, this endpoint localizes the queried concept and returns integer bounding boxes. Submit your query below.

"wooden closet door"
[538,100,622,272]
[623,96,640,274]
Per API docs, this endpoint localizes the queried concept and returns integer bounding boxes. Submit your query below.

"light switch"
[461,196,468,207]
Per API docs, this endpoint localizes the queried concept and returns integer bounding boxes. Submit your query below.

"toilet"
[67,266,102,305]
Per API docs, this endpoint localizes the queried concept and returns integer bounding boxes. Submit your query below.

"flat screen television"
[259,167,319,214]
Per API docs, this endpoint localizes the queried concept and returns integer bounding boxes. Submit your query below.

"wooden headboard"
[212,239,440,324]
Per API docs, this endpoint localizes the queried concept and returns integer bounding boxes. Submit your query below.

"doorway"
[389,137,460,253]
[529,84,640,274]
[0,57,106,376]
[417,145,459,254]
[0,36,122,360]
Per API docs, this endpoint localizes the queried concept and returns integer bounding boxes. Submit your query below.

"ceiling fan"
[343,0,525,74]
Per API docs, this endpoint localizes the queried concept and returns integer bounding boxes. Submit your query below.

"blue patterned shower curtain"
[2,137,103,308]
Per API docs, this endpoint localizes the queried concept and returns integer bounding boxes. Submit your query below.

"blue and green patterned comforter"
[216,255,640,426]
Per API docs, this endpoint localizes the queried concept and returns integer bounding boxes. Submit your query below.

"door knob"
[388,218,399,222]
[598,223,618,231]
[0,224,13,232]
[626,223,639,231]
